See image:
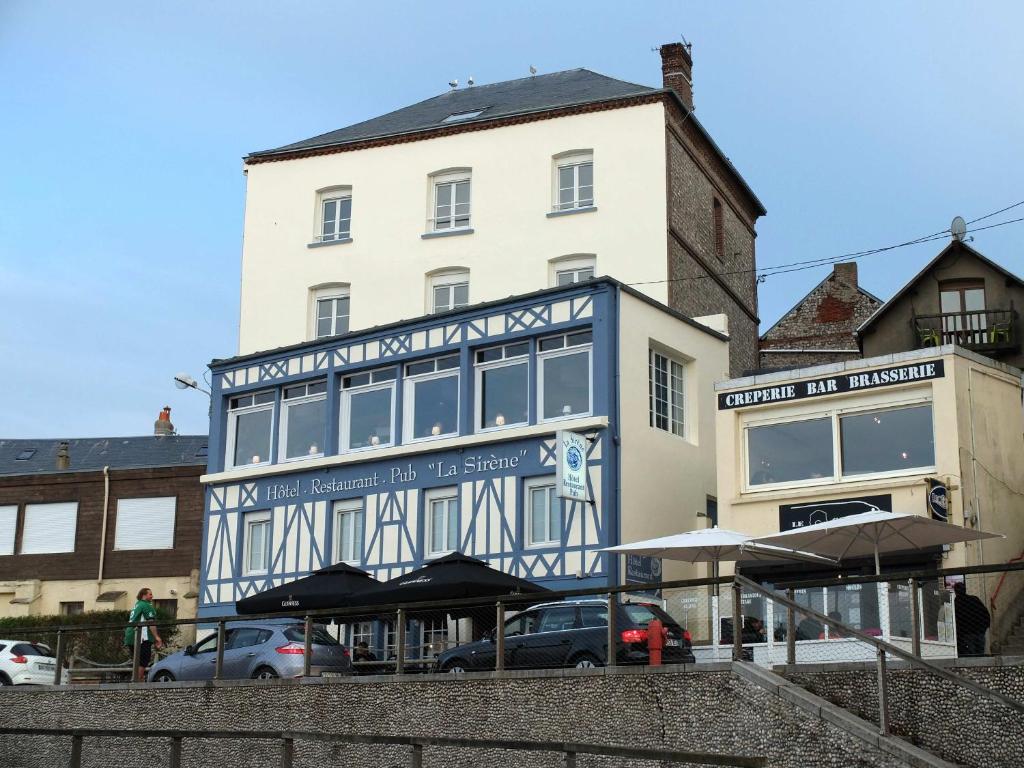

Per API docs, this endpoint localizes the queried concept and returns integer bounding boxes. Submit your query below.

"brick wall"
[759,263,882,371]
[0,466,204,581]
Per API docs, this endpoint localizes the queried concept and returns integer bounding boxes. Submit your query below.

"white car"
[0,640,68,685]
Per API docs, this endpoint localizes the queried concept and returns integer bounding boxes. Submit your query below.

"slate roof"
[0,436,209,477]
[249,69,657,158]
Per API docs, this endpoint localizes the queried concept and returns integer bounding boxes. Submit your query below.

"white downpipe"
[97,465,110,586]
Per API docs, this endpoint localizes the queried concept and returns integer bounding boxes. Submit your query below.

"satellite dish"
[951,216,967,242]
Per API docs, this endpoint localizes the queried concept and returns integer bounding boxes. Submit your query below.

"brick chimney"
[154,406,175,437]
[833,262,858,288]
[56,441,70,470]
[660,42,694,112]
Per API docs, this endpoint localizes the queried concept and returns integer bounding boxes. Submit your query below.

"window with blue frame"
[475,342,529,431]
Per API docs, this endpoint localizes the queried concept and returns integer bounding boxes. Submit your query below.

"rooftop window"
[15,449,36,461]
[441,109,485,123]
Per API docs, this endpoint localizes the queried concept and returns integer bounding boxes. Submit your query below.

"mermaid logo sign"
[555,430,589,502]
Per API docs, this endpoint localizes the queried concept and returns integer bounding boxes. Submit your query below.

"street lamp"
[173,372,211,397]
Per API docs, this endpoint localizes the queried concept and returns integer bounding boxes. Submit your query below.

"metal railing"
[0,727,766,767]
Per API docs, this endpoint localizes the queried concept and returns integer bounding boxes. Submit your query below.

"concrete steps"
[732,661,959,768]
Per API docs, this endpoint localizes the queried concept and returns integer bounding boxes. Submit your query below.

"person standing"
[124,588,164,681]
[953,582,990,656]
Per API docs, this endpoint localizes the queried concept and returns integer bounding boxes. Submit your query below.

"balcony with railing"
[912,307,1018,354]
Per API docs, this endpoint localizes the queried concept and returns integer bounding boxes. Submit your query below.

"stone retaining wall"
[783,658,1024,768]
[0,665,912,768]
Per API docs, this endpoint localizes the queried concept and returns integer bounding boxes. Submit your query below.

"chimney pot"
[660,42,694,112]
[833,262,858,289]
[154,407,175,437]
[56,441,70,471]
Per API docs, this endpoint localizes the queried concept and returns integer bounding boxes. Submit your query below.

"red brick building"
[759,262,882,370]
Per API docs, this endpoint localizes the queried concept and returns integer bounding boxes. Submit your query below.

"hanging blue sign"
[927,478,948,522]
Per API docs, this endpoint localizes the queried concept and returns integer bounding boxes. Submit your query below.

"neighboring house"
[715,346,1024,648]
[238,43,765,375]
[759,263,882,370]
[858,238,1024,368]
[0,424,207,638]
[198,278,728,653]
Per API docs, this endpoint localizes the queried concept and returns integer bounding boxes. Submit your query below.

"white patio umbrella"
[750,510,1002,575]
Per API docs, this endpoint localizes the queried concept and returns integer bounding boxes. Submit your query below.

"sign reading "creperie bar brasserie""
[717,360,945,410]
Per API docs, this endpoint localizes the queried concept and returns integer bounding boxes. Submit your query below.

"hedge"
[0,608,180,665]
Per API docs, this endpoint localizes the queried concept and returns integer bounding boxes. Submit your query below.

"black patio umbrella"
[235,562,383,615]
[357,552,550,607]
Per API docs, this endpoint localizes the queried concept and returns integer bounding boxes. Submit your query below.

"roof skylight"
[441,109,485,124]
[15,449,36,461]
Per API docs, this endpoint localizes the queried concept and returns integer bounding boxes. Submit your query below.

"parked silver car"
[148,623,351,682]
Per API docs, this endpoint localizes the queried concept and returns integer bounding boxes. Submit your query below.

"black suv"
[434,598,694,672]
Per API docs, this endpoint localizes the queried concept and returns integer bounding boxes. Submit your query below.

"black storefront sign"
[779,494,892,531]
[718,360,945,410]
[926,478,948,522]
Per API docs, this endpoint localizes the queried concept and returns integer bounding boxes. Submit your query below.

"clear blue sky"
[1,2,1022,438]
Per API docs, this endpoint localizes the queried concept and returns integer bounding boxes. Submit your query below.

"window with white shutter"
[114,497,176,550]
[21,502,77,554]
[0,506,17,556]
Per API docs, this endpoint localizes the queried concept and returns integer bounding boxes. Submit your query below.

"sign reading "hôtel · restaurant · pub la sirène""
[717,360,945,410]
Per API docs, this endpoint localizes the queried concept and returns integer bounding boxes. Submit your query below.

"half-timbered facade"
[198,278,728,619]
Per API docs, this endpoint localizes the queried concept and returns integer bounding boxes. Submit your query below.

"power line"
[625,203,1024,288]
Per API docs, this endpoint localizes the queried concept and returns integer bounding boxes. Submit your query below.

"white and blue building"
[197,278,728,630]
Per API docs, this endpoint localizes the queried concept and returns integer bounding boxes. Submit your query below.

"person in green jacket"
[124,588,163,682]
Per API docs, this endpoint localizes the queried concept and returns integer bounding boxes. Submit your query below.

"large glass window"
[433,175,471,230]
[475,342,529,431]
[538,331,592,420]
[649,350,685,437]
[426,490,458,557]
[334,500,363,564]
[244,511,271,575]
[227,391,275,468]
[404,355,460,441]
[840,404,935,476]
[342,368,396,450]
[526,481,560,547]
[280,380,327,460]
[747,418,834,487]
[316,295,350,339]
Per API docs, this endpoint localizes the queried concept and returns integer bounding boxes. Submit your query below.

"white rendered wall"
[238,103,668,354]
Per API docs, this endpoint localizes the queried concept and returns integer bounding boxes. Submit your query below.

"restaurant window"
[60,602,84,617]
[425,489,459,557]
[475,341,529,431]
[403,355,460,442]
[525,479,560,547]
[280,380,327,461]
[649,349,685,437]
[334,499,364,564]
[243,511,271,575]
[422,617,449,657]
[341,368,396,450]
[537,330,592,420]
[227,390,275,468]
[840,404,935,477]
[747,417,834,487]
[351,621,373,649]
[745,400,935,490]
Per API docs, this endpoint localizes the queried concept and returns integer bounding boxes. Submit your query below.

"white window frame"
[311,287,351,341]
[424,488,459,558]
[333,499,364,565]
[314,187,352,243]
[524,478,560,548]
[340,369,397,452]
[741,393,937,493]
[278,380,327,462]
[548,255,597,287]
[552,151,594,211]
[402,356,461,443]
[351,620,374,648]
[474,343,530,434]
[537,332,593,423]
[421,616,450,658]
[0,506,16,556]
[113,497,176,551]
[649,349,686,438]
[429,170,471,231]
[226,390,275,469]
[243,510,272,576]
[427,270,470,314]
